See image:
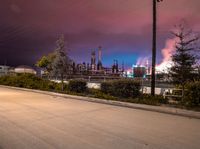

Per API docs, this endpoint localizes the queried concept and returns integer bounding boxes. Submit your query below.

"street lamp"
[151,0,163,96]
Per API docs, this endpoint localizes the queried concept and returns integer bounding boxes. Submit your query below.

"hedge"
[101,79,141,98]
[184,81,200,107]
[0,74,57,90]
[68,80,87,93]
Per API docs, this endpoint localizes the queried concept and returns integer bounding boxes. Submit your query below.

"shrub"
[138,94,168,105]
[101,81,113,94]
[101,79,141,98]
[68,80,87,93]
[54,83,68,92]
[184,81,200,107]
[0,75,19,86]
[18,74,40,89]
[46,82,56,90]
[88,88,117,100]
[0,74,57,90]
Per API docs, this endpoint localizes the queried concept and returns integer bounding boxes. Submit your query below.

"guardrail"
[163,89,183,99]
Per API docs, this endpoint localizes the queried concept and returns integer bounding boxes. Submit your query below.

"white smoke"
[135,38,177,73]
[136,56,150,67]
[156,38,177,72]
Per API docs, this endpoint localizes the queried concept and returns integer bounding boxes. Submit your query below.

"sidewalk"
[1,85,200,119]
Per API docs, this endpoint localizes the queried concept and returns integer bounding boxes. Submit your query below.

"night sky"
[0,0,200,69]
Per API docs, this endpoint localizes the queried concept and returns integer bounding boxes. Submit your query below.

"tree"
[194,65,200,81]
[36,52,56,77]
[52,35,71,91]
[170,23,199,98]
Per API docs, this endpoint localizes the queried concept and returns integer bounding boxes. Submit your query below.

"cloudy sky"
[0,0,200,68]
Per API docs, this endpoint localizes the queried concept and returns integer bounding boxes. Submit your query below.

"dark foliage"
[0,74,56,90]
[170,23,199,96]
[0,74,198,109]
[68,80,87,93]
[137,94,168,105]
[184,81,200,107]
[101,79,141,98]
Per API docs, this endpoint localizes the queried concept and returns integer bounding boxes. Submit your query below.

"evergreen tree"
[170,23,199,97]
[52,35,71,90]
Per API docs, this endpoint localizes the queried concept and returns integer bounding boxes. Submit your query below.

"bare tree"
[52,35,71,91]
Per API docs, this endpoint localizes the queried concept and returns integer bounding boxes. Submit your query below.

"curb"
[1,85,200,119]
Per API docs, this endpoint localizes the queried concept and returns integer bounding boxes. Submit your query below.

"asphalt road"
[0,87,200,149]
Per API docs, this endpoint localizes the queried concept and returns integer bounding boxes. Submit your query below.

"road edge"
[1,85,200,119]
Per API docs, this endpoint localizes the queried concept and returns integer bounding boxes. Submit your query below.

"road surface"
[0,86,200,149]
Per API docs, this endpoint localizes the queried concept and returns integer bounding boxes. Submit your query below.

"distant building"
[133,66,146,78]
[112,60,119,74]
[97,46,103,70]
[60,46,124,78]
[15,65,37,74]
[0,65,10,76]
[91,50,96,71]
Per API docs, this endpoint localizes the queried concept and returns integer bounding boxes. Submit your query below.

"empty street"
[0,86,200,149]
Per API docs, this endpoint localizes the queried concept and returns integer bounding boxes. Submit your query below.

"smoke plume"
[136,56,150,66]
[156,38,177,72]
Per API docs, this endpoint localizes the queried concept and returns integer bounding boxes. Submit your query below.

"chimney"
[98,46,102,63]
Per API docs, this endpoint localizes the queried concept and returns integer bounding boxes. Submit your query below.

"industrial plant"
[68,46,125,80]
[0,46,170,82]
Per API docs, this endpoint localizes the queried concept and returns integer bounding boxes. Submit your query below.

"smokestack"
[91,49,96,70]
[146,60,151,75]
[91,49,96,64]
[98,46,102,62]
[97,46,103,70]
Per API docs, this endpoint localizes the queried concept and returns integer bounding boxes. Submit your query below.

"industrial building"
[14,65,37,74]
[72,46,124,76]
[0,65,37,76]
[0,65,10,76]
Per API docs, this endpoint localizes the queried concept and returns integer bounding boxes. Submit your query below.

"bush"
[101,81,113,94]
[138,94,168,105]
[68,80,87,93]
[184,81,200,107]
[0,74,57,90]
[46,82,57,90]
[88,88,117,100]
[101,79,141,98]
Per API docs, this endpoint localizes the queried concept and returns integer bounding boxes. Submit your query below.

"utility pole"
[151,0,163,96]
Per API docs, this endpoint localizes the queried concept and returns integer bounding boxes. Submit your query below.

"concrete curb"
[1,85,200,119]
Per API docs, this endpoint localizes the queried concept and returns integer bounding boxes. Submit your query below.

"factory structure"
[125,61,170,82]
[0,46,171,82]
[69,46,168,81]
[124,59,151,79]
[71,46,124,77]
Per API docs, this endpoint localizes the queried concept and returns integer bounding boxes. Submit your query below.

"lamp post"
[151,0,163,96]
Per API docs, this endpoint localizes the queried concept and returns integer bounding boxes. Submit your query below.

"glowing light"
[136,57,150,67]
[156,38,177,72]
